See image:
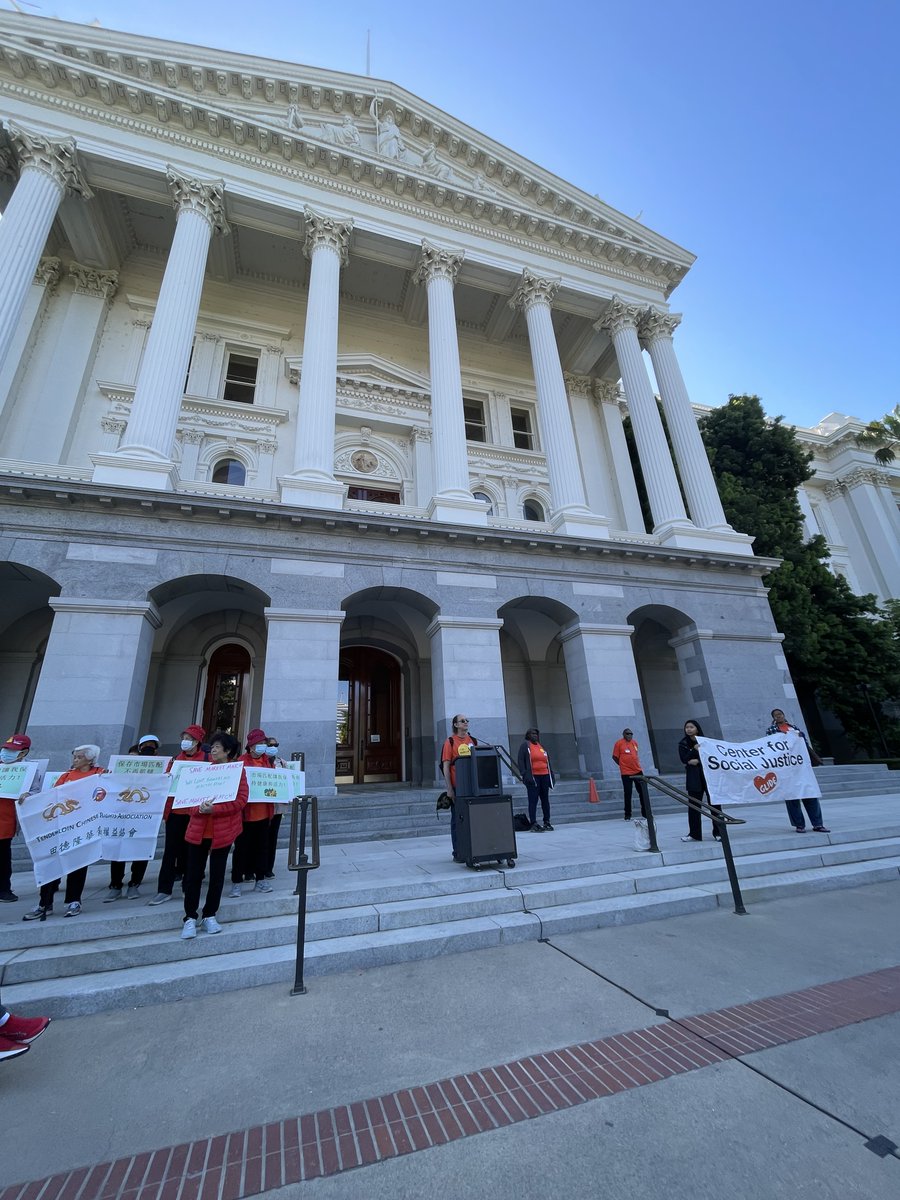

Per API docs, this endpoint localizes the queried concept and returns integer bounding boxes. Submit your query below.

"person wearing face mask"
[23,744,105,920]
[263,736,287,879]
[104,733,160,902]
[229,728,275,897]
[0,733,32,902]
[148,724,208,906]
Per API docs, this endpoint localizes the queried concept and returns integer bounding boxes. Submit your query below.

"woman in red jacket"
[229,727,274,897]
[180,731,247,939]
[148,723,208,906]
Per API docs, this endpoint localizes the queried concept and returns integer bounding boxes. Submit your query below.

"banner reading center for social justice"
[696,732,819,807]
[18,772,170,887]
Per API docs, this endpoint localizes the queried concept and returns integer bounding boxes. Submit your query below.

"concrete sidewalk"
[2,877,899,1199]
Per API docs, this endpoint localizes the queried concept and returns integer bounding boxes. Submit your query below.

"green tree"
[855,404,900,465]
[699,395,900,755]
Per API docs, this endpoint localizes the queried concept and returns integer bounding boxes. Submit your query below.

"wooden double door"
[335,647,402,784]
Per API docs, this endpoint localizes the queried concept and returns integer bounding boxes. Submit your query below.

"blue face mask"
[265,745,279,758]
[253,743,268,756]
[0,748,19,764]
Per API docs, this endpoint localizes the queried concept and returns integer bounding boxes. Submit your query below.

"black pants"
[526,775,552,825]
[687,790,722,840]
[39,866,88,909]
[156,811,190,896]
[231,819,269,883]
[0,838,11,893]
[109,860,149,889]
[183,840,230,920]
[622,774,649,820]
[266,813,282,875]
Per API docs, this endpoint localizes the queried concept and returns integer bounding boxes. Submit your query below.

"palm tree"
[856,405,900,465]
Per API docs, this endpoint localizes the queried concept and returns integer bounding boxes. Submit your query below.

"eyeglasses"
[457,719,469,724]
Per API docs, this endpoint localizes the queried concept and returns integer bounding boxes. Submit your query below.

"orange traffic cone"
[588,777,600,804]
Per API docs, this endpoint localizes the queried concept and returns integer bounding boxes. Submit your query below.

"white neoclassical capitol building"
[0,14,896,789]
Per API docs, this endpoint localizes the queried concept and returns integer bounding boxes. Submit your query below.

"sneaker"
[0,890,18,903]
[812,826,831,833]
[181,917,197,939]
[201,915,222,934]
[529,823,543,833]
[22,905,50,922]
[0,1014,50,1044]
[147,892,172,906]
[0,1035,30,1063]
[126,885,141,899]
[542,821,554,832]
[680,835,700,842]
[229,883,242,899]
[103,888,123,903]
[265,872,275,879]
[253,880,273,893]
[64,902,82,917]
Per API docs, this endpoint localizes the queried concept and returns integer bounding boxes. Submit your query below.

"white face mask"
[180,739,196,752]
[0,748,19,764]
[265,745,278,758]
[253,743,268,756]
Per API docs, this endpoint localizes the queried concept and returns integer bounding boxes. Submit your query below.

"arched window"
[522,498,545,522]
[472,490,494,516]
[212,458,246,486]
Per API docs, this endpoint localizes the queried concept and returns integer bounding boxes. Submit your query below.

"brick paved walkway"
[4,964,899,1200]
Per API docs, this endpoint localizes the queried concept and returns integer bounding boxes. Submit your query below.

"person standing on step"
[611,727,648,822]
[264,736,287,878]
[230,728,274,897]
[104,733,161,902]
[766,708,830,833]
[180,730,248,939]
[441,714,477,862]
[517,728,555,832]
[0,732,34,903]
[0,985,50,1063]
[678,720,721,843]
[23,745,105,920]
[148,724,208,906]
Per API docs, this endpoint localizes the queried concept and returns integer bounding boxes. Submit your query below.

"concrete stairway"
[2,792,898,1018]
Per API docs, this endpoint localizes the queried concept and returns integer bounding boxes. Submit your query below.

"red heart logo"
[753,772,777,795]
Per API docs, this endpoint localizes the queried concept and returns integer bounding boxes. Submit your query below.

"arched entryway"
[202,642,252,737]
[336,646,402,784]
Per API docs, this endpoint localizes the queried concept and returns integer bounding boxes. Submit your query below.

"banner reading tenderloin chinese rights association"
[695,732,820,807]
[18,772,170,887]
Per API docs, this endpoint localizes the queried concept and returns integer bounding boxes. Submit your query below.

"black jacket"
[678,735,706,798]
[517,740,554,787]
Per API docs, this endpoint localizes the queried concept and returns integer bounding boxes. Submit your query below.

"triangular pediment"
[336,355,429,394]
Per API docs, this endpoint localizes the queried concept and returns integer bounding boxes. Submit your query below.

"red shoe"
[0,1013,51,1043]
[0,1035,30,1062]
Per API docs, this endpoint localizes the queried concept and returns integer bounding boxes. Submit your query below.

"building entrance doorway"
[202,643,251,738]
[336,646,402,784]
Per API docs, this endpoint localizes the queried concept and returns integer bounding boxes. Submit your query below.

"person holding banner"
[1,732,34,902]
[23,745,105,920]
[679,720,722,842]
[148,724,208,906]
[264,736,287,878]
[104,734,161,901]
[229,728,274,897]
[181,731,248,938]
[766,709,830,833]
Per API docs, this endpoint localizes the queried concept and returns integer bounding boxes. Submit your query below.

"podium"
[452,748,516,868]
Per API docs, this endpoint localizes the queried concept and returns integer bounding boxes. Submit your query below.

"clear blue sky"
[8,0,898,429]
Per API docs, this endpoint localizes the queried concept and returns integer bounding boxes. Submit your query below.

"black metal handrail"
[287,794,320,995]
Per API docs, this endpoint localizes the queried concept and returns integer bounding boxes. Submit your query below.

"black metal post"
[288,795,320,997]
[714,814,747,915]
[291,867,309,995]
[638,777,659,853]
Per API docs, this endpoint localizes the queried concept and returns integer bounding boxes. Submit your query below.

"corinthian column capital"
[69,262,119,301]
[413,240,464,286]
[166,168,229,234]
[595,296,643,338]
[509,268,560,313]
[563,372,593,397]
[638,307,682,348]
[7,122,93,198]
[303,206,353,264]
[34,256,63,289]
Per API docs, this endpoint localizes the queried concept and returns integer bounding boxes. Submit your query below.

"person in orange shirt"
[0,732,32,903]
[230,727,274,896]
[612,728,649,821]
[441,714,477,862]
[516,728,555,832]
[23,744,105,920]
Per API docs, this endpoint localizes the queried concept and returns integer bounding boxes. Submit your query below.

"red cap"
[182,725,206,742]
[247,728,268,745]
[2,732,31,751]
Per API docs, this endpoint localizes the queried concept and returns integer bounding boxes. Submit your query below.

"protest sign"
[0,759,42,799]
[696,732,819,807]
[171,761,243,810]
[107,755,171,775]
[245,766,294,805]
[18,772,169,886]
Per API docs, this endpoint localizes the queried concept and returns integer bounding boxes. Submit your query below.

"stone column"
[280,208,352,509]
[593,380,646,532]
[259,609,345,795]
[826,469,900,601]
[426,616,509,782]
[0,257,62,441]
[185,331,221,397]
[639,309,730,530]
[409,427,434,509]
[511,270,609,538]
[0,125,92,377]
[92,170,228,490]
[124,317,153,386]
[558,621,652,778]
[413,241,487,525]
[564,373,616,523]
[597,297,689,532]
[25,598,161,767]
[177,428,205,481]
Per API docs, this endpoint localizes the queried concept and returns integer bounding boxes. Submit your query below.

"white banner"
[245,766,294,805]
[171,761,243,810]
[696,733,820,806]
[17,772,169,887]
[0,759,47,800]
[107,755,171,776]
